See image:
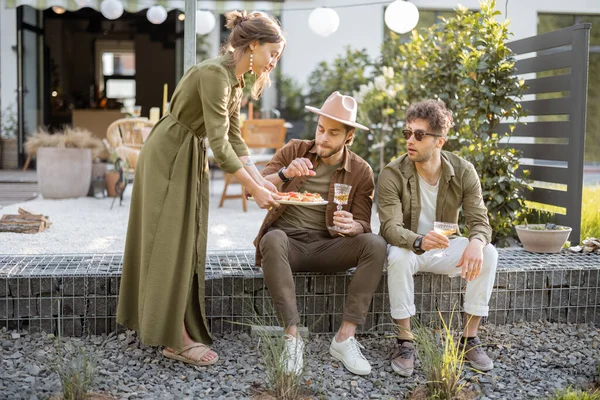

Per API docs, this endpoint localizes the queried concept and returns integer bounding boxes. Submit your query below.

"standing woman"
[117,11,285,366]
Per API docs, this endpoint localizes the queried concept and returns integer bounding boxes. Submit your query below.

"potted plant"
[515,222,572,253]
[0,104,19,169]
[25,127,105,198]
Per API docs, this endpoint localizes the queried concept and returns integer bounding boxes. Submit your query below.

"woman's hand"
[259,177,279,193]
[249,185,280,209]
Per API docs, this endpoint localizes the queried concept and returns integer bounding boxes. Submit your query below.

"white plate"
[249,198,328,206]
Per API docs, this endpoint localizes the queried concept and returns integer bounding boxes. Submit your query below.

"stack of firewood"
[0,208,51,234]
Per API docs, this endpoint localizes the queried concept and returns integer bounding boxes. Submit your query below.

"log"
[0,209,51,234]
[0,222,45,234]
[1,214,47,223]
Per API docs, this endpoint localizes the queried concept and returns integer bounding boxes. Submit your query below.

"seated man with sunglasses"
[377,99,498,376]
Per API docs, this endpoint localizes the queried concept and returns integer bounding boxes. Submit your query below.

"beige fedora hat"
[305,91,369,131]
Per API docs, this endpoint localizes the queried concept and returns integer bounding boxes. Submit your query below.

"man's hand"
[331,211,363,237]
[456,239,485,281]
[421,230,449,251]
[283,158,317,178]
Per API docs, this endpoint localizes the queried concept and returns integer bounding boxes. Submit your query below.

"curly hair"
[405,99,454,135]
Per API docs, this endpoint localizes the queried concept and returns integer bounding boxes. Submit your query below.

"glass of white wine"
[328,183,352,232]
[433,221,458,257]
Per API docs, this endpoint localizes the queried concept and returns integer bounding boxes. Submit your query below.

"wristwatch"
[413,236,424,252]
[278,167,293,183]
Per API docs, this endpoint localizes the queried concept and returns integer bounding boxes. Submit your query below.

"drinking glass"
[132,105,142,118]
[432,221,458,257]
[328,183,352,232]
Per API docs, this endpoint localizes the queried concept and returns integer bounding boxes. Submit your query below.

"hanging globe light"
[384,0,419,34]
[100,0,124,20]
[195,10,216,35]
[147,5,168,24]
[52,6,66,14]
[308,7,339,37]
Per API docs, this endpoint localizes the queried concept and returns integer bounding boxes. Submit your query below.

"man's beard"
[317,143,344,159]
[408,148,434,163]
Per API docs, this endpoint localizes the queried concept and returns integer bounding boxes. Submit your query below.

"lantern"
[100,0,124,20]
[308,7,339,37]
[384,0,419,34]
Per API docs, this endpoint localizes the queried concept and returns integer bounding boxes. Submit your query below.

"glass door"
[17,5,44,167]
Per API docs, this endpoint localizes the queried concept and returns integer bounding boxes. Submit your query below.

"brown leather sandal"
[162,343,219,366]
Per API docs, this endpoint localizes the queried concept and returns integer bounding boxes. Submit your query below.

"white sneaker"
[281,334,304,375]
[329,335,371,375]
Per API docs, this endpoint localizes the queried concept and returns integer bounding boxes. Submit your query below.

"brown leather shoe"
[391,341,415,377]
[462,337,494,372]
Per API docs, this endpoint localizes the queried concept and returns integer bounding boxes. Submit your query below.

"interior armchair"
[218,119,287,211]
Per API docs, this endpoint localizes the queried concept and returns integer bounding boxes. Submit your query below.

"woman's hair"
[223,10,285,99]
[405,99,454,135]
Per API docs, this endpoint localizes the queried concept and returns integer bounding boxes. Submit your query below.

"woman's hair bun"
[225,10,249,30]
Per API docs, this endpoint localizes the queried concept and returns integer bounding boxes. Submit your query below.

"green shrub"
[315,1,529,246]
[550,387,600,400]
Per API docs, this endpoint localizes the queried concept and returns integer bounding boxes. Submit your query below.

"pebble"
[0,322,598,399]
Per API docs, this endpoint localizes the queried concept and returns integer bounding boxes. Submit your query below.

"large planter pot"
[515,224,572,253]
[1,137,19,169]
[37,147,92,199]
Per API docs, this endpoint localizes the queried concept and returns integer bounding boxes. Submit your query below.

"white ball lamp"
[196,10,216,35]
[308,7,340,37]
[100,0,124,20]
[147,5,168,25]
[384,0,419,34]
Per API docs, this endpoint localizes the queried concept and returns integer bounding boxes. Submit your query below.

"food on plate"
[277,191,325,203]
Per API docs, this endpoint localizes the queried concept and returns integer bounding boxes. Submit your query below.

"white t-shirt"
[417,174,439,235]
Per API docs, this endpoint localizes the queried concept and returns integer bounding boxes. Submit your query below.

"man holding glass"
[378,99,498,376]
[253,92,387,376]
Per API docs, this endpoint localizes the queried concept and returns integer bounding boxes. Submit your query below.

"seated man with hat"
[253,91,387,376]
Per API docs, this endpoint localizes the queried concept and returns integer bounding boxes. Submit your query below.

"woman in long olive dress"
[116,11,285,365]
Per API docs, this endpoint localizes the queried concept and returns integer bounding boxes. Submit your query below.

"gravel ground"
[1,322,598,399]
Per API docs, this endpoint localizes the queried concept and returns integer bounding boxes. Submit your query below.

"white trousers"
[387,237,498,320]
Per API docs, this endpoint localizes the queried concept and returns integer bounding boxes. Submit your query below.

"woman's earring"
[249,51,254,74]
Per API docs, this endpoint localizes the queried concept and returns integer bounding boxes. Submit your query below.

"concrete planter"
[37,147,92,199]
[515,224,572,253]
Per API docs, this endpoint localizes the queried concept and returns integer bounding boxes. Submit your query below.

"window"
[95,41,136,109]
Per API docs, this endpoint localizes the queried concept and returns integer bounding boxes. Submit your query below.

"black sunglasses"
[402,129,443,141]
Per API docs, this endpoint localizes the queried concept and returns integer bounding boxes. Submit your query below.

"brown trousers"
[259,228,386,327]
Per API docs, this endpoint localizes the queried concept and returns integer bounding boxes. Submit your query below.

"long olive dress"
[116,54,249,349]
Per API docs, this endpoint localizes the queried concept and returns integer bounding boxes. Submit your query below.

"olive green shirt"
[377,151,492,251]
[169,53,250,173]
